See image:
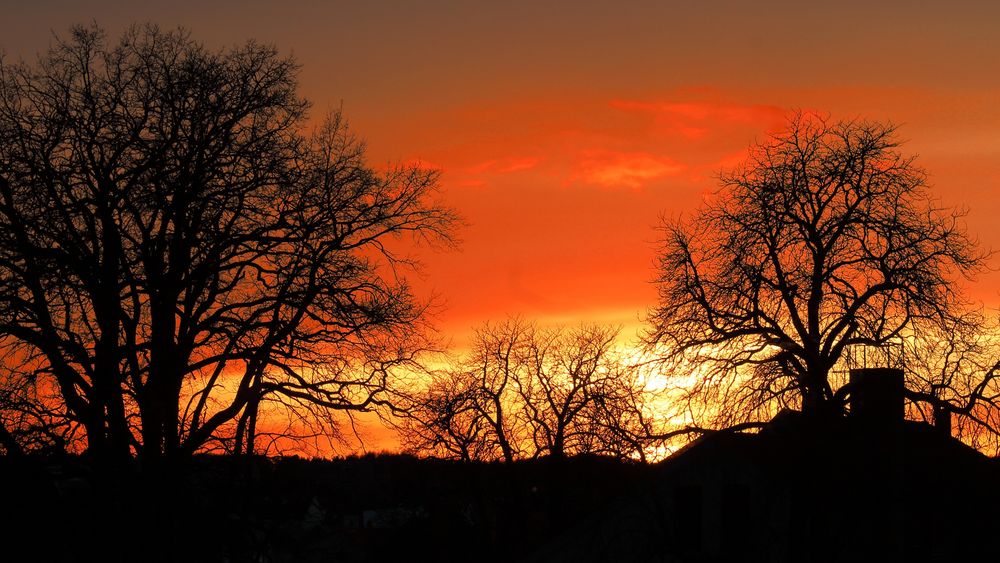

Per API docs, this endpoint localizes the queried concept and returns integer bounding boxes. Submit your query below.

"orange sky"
[4,1,1000,452]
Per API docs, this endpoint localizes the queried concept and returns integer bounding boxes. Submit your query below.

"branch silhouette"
[0,24,455,462]
[646,112,994,440]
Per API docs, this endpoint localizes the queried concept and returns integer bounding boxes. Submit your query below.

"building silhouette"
[528,368,999,562]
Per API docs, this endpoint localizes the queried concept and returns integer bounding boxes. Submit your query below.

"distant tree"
[399,320,651,461]
[399,319,532,462]
[514,324,647,459]
[646,113,988,431]
[0,24,454,464]
[396,367,505,462]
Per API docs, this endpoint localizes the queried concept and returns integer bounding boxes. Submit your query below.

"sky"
[3,1,1000,452]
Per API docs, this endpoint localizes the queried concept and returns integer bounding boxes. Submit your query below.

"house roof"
[657,409,993,488]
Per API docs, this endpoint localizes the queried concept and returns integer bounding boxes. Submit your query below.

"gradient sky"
[3,1,1000,450]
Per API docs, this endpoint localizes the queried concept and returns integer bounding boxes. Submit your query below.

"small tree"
[397,368,505,462]
[514,324,643,459]
[647,113,988,430]
[399,319,533,462]
[399,320,650,461]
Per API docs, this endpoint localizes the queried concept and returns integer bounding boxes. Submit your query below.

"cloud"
[396,93,790,191]
[574,150,686,189]
[465,156,541,175]
[610,99,786,127]
[496,156,541,173]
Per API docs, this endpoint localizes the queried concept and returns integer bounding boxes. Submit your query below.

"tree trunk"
[0,421,24,456]
[551,427,565,458]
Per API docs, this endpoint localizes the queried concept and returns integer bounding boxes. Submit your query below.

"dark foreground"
[0,452,652,563]
[1,417,998,562]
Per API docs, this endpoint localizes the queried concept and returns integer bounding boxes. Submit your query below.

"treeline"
[0,452,653,562]
[395,320,660,462]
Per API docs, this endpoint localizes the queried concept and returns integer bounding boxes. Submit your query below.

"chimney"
[929,384,952,436]
[848,368,905,423]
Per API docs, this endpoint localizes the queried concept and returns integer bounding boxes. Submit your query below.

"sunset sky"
[3,1,999,451]
[5,1,999,345]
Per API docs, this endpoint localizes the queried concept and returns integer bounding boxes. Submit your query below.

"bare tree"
[0,355,82,455]
[413,318,535,462]
[0,24,454,464]
[396,368,503,461]
[902,311,1000,453]
[398,320,650,461]
[646,113,988,431]
[516,324,630,458]
[573,357,653,462]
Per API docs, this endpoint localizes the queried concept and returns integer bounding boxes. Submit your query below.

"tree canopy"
[646,113,991,431]
[398,320,652,462]
[0,24,455,461]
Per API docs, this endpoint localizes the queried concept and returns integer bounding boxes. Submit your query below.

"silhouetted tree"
[396,367,505,462]
[0,358,81,455]
[399,320,650,461]
[0,24,454,463]
[400,319,533,462]
[902,311,1000,453]
[647,113,987,430]
[514,324,647,459]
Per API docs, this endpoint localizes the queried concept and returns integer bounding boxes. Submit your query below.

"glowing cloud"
[574,150,685,189]
[464,156,541,175]
[610,99,786,128]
